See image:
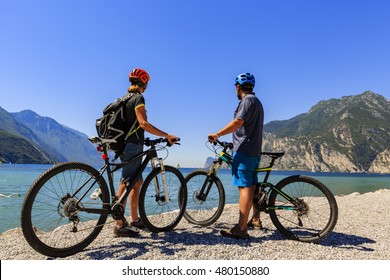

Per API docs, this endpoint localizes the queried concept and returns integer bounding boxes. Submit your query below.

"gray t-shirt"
[233,93,264,157]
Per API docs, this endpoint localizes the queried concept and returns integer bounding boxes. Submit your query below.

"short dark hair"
[240,83,254,92]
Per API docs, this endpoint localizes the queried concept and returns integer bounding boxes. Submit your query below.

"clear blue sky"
[1,0,389,167]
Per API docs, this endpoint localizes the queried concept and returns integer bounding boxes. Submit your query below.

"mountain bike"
[21,137,187,257]
[184,140,338,243]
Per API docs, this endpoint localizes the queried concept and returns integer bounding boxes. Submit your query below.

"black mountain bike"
[21,137,187,257]
[184,140,338,243]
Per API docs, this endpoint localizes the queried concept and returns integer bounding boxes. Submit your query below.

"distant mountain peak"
[14,109,42,121]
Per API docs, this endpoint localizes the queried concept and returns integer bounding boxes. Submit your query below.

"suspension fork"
[196,161,220,201]
[151,157,169,202]
[207,160,222,177]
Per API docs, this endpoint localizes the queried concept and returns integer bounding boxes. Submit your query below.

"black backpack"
[95,92,138,157]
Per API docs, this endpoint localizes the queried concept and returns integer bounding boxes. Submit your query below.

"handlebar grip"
[167,137,180,147]
[144,137,180,147]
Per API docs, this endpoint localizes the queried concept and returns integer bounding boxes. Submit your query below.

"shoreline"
[2,163,390,175]
[1,189,390,260]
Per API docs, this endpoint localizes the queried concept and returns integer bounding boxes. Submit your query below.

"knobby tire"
[184,170,225,226]
[139,165,187,232]
[20,162,110,257]
[268,175,338,243]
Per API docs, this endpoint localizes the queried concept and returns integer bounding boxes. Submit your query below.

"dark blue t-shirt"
[233,93,264,157]
[122,92,145,144]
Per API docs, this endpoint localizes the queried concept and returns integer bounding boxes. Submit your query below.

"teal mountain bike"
[184,140,338,243]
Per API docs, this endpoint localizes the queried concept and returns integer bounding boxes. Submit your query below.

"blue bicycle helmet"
[234,72,255,88]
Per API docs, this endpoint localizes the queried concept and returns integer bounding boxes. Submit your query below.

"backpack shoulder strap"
[122,91,141,141]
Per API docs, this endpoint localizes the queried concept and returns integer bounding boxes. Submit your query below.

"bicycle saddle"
[261,152,285,159]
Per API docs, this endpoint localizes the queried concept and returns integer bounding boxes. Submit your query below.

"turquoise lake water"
[0,164,389,233]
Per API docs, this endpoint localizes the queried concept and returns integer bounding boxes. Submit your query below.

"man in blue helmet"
[208,72,264,239]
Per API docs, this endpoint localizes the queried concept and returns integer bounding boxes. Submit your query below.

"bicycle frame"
[255,155,306,211]
[210,140,300,211]
[75,138,168,222]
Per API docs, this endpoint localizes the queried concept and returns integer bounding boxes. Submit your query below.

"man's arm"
[208,118,244,142]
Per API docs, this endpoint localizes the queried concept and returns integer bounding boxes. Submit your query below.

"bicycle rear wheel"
[268,175,338,243]
[139,165,187,232]
[21,162,110,257]
[184,170,225,226]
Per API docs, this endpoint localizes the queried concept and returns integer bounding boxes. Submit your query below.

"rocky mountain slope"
[0,129,53,163]
[262,91,389,173]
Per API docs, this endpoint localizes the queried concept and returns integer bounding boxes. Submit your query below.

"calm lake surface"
[1,164,389,233]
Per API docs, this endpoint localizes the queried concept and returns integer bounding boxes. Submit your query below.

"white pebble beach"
[1,189,390,260]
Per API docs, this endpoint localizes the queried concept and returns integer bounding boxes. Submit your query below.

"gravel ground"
[1,189,390,260]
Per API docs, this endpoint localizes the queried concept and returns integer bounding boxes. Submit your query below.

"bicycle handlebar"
[213,139,233,150]
[211,140,285,159]
[144,137,180,147]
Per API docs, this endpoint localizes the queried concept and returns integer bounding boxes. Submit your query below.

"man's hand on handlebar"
[207,138,234,150]
[208,133,219,143]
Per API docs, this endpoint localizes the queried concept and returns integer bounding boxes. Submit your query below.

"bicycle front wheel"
[184,170,225,226]
[268,175,338,243]
[139,165,187,232]
[21,162,110,257]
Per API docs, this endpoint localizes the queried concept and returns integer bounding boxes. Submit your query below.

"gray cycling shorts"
[120,142,143,182]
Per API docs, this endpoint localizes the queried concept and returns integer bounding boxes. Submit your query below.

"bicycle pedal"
[90,189,102,200]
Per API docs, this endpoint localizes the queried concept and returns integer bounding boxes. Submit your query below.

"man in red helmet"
[114,68,179,237]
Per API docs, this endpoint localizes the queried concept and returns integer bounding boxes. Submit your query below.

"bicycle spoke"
[139,166,187,232]
[183,171,225,226]
[269,175,338,242]
[21,163,110,257]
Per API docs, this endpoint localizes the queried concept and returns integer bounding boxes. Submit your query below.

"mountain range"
[203,91,389,173]
[0,108,100,165]
[262,91,389,173]
[1,91,389,173]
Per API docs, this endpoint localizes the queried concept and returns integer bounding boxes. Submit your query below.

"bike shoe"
[220,224,249,240]
[131,218,145,229]
[247,216,263,229]
[113,225,140,238]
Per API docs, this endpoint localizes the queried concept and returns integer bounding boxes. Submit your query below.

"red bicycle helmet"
[129,68,150,84]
